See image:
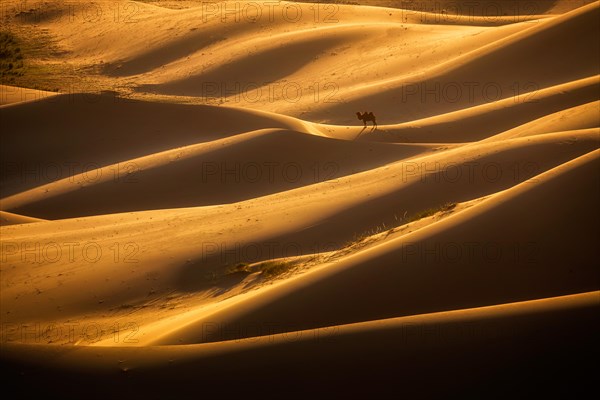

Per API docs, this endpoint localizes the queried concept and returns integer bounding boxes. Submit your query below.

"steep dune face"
[316,2,600,123]
[2,292,598,398]
[297,0,596,15]
[138,26,368,96]
[0,93,307,197]
[485,101,600,140]
[323,76,600,142]
[0,1,599,397]
[1,130,597,325]
[1,128,434,218]
[112,1,598,124]
[146,150,600,344]
[11,0,593,122]
[0,85,58,105]
[0,211,46,226]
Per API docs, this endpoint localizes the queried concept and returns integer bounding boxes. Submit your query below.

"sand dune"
[135,150,600,344]
[12,0,594,123]
[1,130,597,327]
[0,93,308,197]
[0,0,598,397]
[2,291,598,397]
[315,1,600,123]
[0,211,46,226]
[321,76,600,142]
[2,127,436,218]
[486,100,600,140]
[0,85,58,106]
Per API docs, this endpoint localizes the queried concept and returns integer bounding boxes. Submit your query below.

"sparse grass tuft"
[407,202,457,223]
[230,262,251,274]
[224,203,458,283]
[259,261,294,278]
[337,202,459,257]
[226,259,298,279]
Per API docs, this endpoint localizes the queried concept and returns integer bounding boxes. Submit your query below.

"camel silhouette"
[355,111,377,140]
[356,112,377,129]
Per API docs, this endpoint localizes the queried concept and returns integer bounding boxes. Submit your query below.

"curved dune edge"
[109,149,599,345]
[0,76,597,216]
[2,75,596,204]
[0,85,58,106]
[312,1,600,123]
[317,75,600,142]
[2,292,597,397]
[2,123,598,219]
[483,101,600,140]
[0,130,597,326]
[5,1,596,124]
[0,128,436,215]
[0,92,316,197]
[0,1,598,396]
[0,211,47,226]
[100,291,600,349]
[2,290,597,354]
[131,2,596,120]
